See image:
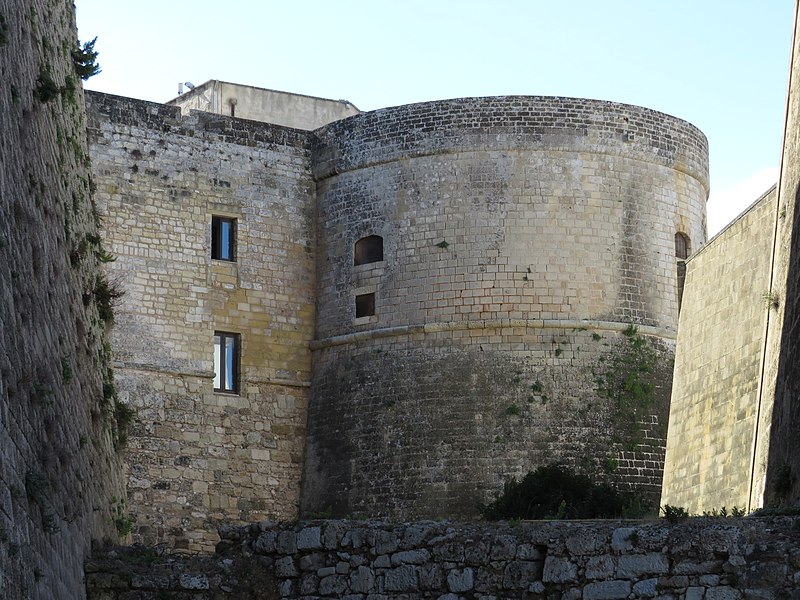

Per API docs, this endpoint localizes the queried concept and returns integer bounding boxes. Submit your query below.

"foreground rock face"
[87,517,800,598]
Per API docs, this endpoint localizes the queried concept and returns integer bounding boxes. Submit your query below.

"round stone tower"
[302,96,708,519]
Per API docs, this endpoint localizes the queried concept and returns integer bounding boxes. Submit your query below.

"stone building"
[87,85,708,549]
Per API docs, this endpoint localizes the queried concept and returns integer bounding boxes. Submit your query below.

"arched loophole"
[675,232,690,260]
[354,235,383,266]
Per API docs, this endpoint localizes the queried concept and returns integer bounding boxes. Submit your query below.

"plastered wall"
[168,80,360,130]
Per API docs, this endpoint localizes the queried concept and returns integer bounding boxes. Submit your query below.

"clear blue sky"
[75,1,796,236]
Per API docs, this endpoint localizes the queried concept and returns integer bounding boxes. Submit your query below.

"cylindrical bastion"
[302,96,708,519]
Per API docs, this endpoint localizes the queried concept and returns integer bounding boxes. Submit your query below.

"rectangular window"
[213,332,240,393]
[355,292,375,318]
[211,216,236,261]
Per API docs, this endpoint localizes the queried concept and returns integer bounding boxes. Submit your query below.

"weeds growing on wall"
[92,274,123,325]
[0,14,8,47]
[113,401,134,450]
[99,341,134,451]
[34,67,60,103]
[762,290,781,311]
[592,325,662,449]
[61,357,74,384]
[111,496,134,537]
[25,470,60,533]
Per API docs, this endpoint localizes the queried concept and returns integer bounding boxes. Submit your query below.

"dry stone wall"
[304,97,708,519]
[87,92,316,551]
[0,0,126,598]
[87,517,800,599]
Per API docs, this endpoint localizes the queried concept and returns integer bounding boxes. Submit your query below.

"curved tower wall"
[303,97,708,519]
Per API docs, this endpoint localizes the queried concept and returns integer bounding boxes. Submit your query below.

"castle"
[4,0,800,596]
[87,82,708,550]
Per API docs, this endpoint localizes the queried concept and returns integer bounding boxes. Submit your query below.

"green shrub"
[480,464,639,520]
[93,274,123,324]
[0,14,8,47]
[34,68,60,103]
[661,504,689,523]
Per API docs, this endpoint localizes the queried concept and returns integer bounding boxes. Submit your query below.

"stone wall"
[0,0,126,598]
[663,1,800,513]
[87,92,316,551]
[87,517,800,599]
[303,97,708,519]
[661,187,777,512]
[762,0,800,509]
[87,90,711,537]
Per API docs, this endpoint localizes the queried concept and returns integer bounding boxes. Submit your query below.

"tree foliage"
[72,37,101,80]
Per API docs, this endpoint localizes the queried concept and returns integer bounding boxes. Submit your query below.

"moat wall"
[662,2,800,513]
[303,97,709,519]
[762,0,800,510]
[662,187,777,513]
[0,0,125,598]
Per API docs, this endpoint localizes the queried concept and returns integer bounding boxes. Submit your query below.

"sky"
[74,1,796,238]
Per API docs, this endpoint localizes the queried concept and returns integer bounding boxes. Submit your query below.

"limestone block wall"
[303,97,708,519]
[87,517,800,599]
[0,0,126,598]
[761,0,800,509]
[661,188,777,513]
[87,93,316,551]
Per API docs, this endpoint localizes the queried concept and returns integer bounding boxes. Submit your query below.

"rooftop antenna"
[185,82,195,90]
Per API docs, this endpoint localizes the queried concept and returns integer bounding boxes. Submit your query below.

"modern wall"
[168,80,360,130]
